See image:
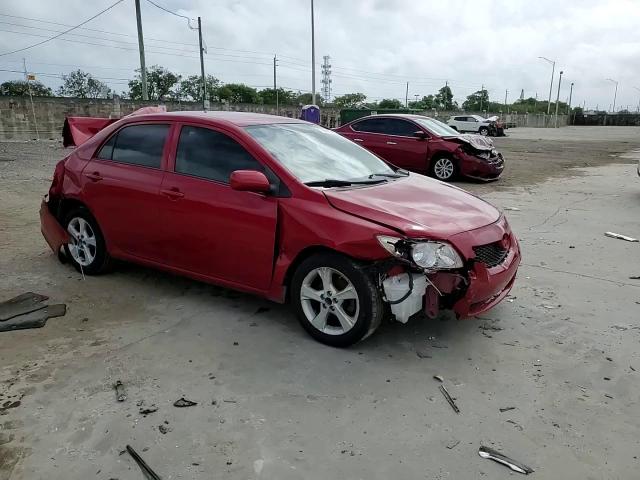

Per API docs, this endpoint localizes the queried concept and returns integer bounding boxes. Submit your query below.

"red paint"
[42,111,519,319]
[335,114,504,180]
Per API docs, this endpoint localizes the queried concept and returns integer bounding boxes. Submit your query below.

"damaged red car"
[41,111,520,347]
[335,114,505,181]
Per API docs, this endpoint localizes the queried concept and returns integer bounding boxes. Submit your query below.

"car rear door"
[158,123,278,291]
[370,118,428,171]
[346,118,387,156]
[81,122,169,261]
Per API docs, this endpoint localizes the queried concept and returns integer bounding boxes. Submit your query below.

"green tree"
[294,92,324,106]
[128,65,181,101]
[0,80,52,96]
[216,83,259,103]
[177,74,221,102]
[462,89,489,111]
[409,94,436,110]
[332,92,367,108]
[377,98,403,109]
[257,88,296,105]
[434,85,456,110]
[57,70,111,98]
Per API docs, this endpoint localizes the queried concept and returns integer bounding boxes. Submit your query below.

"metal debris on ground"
[503,207,520,211]
[499,406,516,412]
[478,445,534,474]
[127,444,162,480]
[0,303,66,332]
[439,385,460,414]
[158,424,171,434]
[139,404,158,415]
[446,439,460,449]
[114,381,126,402]
[629,276,640,280]
[0,292,48,321]
[173,397,198,407]
[433,375,444,383]
[604,232,638,242]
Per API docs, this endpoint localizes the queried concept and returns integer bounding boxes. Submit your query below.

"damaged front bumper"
[40,197,69,253]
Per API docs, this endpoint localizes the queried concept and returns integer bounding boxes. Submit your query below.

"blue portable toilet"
[300,105,320,124]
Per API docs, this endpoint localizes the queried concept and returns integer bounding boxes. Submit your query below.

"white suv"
[447,115,491,136]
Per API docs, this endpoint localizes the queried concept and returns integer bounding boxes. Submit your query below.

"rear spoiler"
[62,105,168,147]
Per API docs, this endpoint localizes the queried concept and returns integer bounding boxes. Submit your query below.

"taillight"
[49,159,66,197]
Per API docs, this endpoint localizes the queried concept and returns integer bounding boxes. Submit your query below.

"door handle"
[386,141,397,145]
[353,138,364,142]
[84,171,102,181]
[160,188,184,199]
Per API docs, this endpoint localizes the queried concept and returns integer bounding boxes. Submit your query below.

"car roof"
[352,113,435,122]
[122,110,308,127]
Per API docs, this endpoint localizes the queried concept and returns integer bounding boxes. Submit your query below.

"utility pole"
[405,81,409,108]
[606,78,618,113]
[480,84,484,112]
[554,70,563,128]
[273,55,279,114]
[23,58,39,140]
[197,17,207,110]
[310,0,316,105]
[134,0,148,101]
[567,82,574,115]
[504,89,508,108]
[538,56,555,115]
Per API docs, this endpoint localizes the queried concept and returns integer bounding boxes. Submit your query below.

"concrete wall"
[573,113,640,126]
[0,96,342,140]
[430,111,568,128]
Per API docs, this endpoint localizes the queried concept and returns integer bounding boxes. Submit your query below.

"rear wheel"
[63,207,111,275]
[291,253,383,347]
[479,126,489,136]
[430,155,458,181]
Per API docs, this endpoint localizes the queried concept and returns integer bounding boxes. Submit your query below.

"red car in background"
[41,111,519,347]
[335,114,504,181]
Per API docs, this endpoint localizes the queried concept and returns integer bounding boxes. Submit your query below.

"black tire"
[63,206,112,275]
[479,126,489,136]
[291,252,383,347]
[429,155,458,182]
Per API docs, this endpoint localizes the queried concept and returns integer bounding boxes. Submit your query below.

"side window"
[97,134,116,160]
[175,126,264,183]
[455,116,466,122]
[351,118,386,133]
[383,119,419,137]
[105,124,169,168]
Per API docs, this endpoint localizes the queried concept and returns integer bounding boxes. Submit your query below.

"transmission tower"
[321,55,332,102]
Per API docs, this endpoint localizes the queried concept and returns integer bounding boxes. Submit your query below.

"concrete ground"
[1,127,639,480]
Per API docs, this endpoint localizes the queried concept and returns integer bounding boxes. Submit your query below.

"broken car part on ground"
[40,111,520,347]
[0,292,66,332]
[478,445,534,474]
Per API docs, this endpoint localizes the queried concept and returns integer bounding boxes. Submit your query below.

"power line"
[145,0,193,22]
[0,0,126,57]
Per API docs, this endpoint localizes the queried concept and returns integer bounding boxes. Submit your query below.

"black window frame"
[95,122,169,170]
[350,117,387,134]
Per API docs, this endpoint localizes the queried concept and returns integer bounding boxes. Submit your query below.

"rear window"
[97,124,169,168]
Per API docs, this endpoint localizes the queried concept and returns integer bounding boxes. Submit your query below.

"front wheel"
[479,126,489,136]
[291,253,383,347]
[430,155,458,181]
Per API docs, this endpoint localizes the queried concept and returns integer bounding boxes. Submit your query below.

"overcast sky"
[0,0,638,110]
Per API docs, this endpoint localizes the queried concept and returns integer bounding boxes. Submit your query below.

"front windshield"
[412,117,461,137]
[245,123,396,183]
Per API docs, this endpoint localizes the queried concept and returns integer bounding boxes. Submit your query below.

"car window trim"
[349,118,424,138]
[91,121,171,171]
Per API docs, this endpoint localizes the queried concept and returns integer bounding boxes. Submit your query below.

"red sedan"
[335,114,505,181]
[41,111,519,347]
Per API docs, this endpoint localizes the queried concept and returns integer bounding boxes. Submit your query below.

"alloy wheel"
[300,267,360,335]
[434,157,455,180]
[67,217,97,266]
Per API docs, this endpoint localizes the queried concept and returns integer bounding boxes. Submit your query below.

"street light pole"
[134,0,148,100]
[273,55,279,115]
[567,82,574,115]
[554,70,563,128]
[538,56,555,115]
[310,0,316,105]
[606,78,618,113]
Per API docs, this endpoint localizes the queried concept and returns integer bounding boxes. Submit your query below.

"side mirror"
[230,170,271,193]
[414,130,428,140]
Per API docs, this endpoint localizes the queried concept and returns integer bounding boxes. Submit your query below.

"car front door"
[159,124,278,291]
[81,123,169,261]
[348,118,388,157]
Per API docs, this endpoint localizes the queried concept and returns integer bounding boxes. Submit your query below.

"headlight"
[376,236,463,270]
[411,242,463,269]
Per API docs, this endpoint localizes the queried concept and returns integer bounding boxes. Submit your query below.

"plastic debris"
[499,406,516,413]
[127,444,162,480]
[139,404,158,415]
[114,381,126,402]
[604,232,638,242]
[439,385,460,413]
[173,397,198,407]
[478,445,534,474]
[446,439,460,449]
[0,292,48,321]
[0,304,66,332]
[433,375,444,382]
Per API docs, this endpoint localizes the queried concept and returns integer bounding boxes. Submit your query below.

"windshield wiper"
[368,170,409,179]
[305,178,386,187]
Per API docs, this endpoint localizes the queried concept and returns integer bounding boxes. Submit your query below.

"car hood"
[441,134,495,151]
[323,174,500,238]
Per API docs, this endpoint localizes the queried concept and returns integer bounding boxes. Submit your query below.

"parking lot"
[1,126,639,479]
